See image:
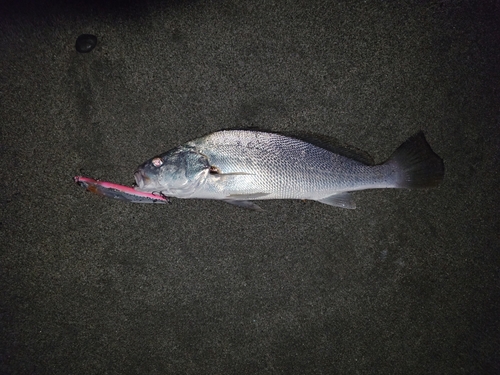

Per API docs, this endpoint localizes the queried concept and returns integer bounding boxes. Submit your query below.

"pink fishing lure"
[74,176,168,204]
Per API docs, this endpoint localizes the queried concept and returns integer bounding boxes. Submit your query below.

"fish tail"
[386,132,444,189]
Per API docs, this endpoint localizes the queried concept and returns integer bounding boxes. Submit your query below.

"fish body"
[134,130,444,210]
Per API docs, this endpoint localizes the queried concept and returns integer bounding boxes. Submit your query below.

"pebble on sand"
[75,34,97,53]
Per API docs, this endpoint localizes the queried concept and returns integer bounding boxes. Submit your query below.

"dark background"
[1,0,499,373]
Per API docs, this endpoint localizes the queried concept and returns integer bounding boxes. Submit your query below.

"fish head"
[134,146,210,198]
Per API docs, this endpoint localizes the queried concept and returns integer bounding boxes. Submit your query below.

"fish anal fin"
[316,193,356,209]
[224,200,264,211]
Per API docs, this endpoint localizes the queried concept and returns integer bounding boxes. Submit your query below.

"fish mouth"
[134,170,147,189]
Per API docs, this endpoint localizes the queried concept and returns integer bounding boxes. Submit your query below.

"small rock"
[75,34,97,53]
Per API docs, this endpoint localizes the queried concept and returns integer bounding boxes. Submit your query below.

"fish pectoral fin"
[226,192,270,199]
[218,172,254,176]
[223,200,264,211]
[210,169,254,178]
[316,193,356,209]
[210,172,255,181]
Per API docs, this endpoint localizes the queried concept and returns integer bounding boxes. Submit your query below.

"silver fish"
[134,130,444,210]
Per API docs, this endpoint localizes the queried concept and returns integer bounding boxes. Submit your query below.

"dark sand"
[1,1,499,373]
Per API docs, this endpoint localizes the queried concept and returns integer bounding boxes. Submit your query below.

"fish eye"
[152,158,163,167]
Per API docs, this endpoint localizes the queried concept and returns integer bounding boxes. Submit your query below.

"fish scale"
[190,131,384,199]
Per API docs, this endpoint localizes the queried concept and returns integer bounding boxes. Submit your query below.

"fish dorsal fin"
[287,131,375,165]
[212,128,375,165]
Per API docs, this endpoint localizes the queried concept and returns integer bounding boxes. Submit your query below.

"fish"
[133,130,444,210]
[74,176,168,204]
